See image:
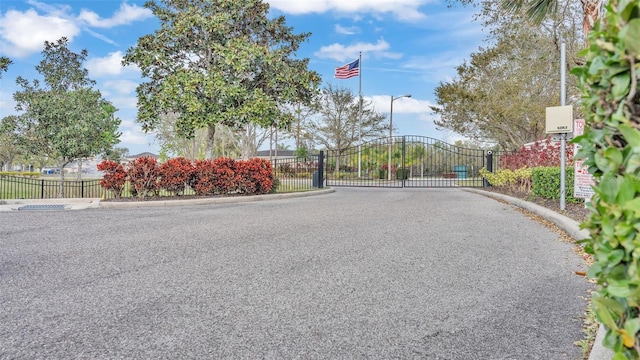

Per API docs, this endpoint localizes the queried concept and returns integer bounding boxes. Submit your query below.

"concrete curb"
[0,189,335,211]
[0,198,101,211]
[97,188,336,208]
[463,188,612,360]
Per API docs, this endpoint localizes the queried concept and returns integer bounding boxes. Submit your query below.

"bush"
[158,157,193,196]
[480,167,532,192]
[190,159,217,195]
[572,1,640,356]
[97,160,126,198]
[237,158,273,194]
[127,156,159,198]
[531,167,581,203]
[210,157,238,194]
[499,136,574,170]
[0,171,40,178]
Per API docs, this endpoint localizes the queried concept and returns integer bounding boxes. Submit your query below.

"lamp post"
[388,94,411,180]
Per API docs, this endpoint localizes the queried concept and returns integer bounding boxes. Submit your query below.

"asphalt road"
[1,188,591,359]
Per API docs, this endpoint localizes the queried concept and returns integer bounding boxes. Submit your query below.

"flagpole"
[358,51,362,178]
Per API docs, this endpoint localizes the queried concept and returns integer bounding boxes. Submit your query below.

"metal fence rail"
[0,175,105,200]
[1,156,322,200]
[325,136,487,188]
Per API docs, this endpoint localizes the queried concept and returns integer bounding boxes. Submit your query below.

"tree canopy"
[432,1,583,150]
[310,84,388,153]
[123,0,321,159]
[13,38,121,195]
[0,57,11,78]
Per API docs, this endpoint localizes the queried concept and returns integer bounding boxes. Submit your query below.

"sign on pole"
[573,119,595,199]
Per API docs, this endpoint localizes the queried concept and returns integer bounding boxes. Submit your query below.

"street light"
[388,94,411,180]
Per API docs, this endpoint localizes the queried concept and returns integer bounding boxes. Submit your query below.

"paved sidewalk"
[1,188,594,359]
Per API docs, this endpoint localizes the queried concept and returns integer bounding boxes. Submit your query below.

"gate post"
[318,151,324,189]
[401,136,406,187]
[484,150,493,187]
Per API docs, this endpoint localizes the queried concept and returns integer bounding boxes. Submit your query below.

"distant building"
[123,152,159,164]
[253,149,295,160]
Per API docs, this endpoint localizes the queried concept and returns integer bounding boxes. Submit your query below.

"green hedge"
[531,167,581,204]
[0,171,40,178]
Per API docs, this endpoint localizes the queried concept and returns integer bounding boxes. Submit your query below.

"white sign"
[573,119,595,199]
[546,105,574,133]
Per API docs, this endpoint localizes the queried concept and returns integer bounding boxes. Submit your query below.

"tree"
[0,57,12,78]
[310,84,388,172]
[102,147,130,162]
[0,116,23,171]
[431,13,582,150]
[123,0,321,159]
[13,37,121,197]
[500,0,603,38]
[282,102,318,151]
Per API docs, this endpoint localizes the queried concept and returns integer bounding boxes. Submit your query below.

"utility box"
[546,105,573,133]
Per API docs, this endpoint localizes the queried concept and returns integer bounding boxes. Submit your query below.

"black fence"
[0,175,105,200]
[0,155,324,200]
[325,136,488,188]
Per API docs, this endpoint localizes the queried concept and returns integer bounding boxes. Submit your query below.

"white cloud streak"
[315,39,402,62]
[267,0,431,22]
[334,24,360,35]
[77,3,153,28]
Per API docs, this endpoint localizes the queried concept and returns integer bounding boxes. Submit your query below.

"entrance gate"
[325,135,487,188]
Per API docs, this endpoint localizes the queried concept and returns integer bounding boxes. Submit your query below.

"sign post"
[573,119,595,200]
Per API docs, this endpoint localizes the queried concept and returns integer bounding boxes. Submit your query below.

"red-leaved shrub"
[498,136,574,170]
[127,156,160,198]
[190,159,216,195]
[97,160,126,198]
[211,157,238,194]
[237,158,273,194]
[158,157,193,196]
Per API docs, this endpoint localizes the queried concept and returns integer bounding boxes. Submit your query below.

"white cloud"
[267,0,429,22]
[119,128,153,145]
[315,39,401,62]
[104,80,138,95]
[109,96,138,110]
[0,90,18,115]
[86,51,139,77]
[0,9,80,58]
[77,2,153,28]
[368,95,432,114]
[335,24,360,35]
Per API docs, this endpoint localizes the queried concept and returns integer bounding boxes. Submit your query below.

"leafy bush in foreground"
[572,1,640,357]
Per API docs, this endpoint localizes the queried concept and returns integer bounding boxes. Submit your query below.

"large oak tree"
[123,0,321,159]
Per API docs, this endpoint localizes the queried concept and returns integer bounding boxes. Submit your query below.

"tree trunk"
[58,161,66,198]
[76,159,83,181]
[206,124,216,159]
[581,0,603,39]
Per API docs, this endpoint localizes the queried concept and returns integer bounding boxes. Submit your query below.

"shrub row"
[531,167,580,204]
[481,166,582,204]
[498,136,574,170]
[0,171,40,178]
[98,156,274,198]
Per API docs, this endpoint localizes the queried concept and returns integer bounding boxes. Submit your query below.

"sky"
[0,0,488,156]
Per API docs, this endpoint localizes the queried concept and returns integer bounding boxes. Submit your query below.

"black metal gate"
[325,135,486,188]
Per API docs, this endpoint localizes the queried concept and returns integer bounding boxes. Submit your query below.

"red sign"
[573,119,595,199]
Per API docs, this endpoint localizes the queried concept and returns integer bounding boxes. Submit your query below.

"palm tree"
[502,0,603,38]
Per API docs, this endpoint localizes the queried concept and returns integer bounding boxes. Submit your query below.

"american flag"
[334,59,359,79]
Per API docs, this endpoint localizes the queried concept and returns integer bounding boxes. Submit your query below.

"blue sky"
[0,0,487,155]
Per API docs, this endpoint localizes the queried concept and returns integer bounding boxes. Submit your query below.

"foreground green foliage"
[572,1,640,357]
